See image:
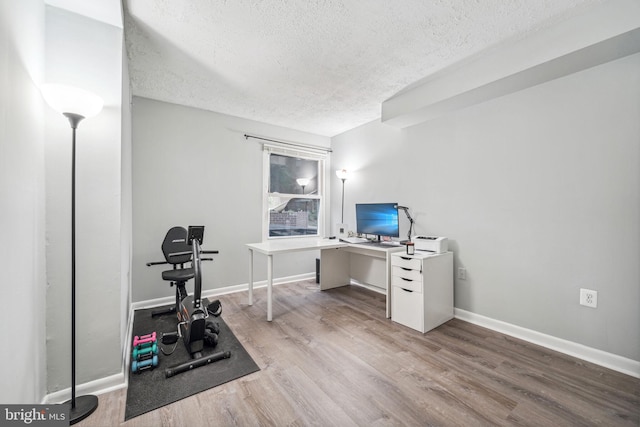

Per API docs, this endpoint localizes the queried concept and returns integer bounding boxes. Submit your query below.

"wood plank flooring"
[79,280,639,426]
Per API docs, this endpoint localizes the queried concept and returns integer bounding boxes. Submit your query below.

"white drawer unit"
[391,251,453,333]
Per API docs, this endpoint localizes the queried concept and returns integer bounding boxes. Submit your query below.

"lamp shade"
[296,178,310,187]
[336,169,349,181]
[41,83,103,118]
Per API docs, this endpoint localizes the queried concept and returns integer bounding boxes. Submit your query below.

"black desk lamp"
[42,83,103,425]
[396,205,415,244]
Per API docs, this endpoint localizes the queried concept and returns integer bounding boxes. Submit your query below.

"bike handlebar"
[147,249,218,267]
[146,261,169,267]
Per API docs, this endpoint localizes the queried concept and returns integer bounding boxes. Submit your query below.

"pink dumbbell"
[133,332,157,347]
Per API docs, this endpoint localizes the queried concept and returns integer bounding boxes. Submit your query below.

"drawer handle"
[401,267,412,271]
[400,256,411,260]
[401,277,413,282]
[401,288,413,293]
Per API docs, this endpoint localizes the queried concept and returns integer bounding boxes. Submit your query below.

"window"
[263,145,326,239]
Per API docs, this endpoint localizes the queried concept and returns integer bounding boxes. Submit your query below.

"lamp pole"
[66,112,99,424]
[340,178,346,223]
[336,169,349,224]
[63,113,89,424]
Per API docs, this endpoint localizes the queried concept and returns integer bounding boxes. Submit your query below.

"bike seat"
[162,268,195,283]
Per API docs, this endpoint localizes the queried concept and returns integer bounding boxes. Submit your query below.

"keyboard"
[363,240,402,247]
[340,237,369,244]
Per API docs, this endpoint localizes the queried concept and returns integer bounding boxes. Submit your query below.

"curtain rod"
[244,133,332,153]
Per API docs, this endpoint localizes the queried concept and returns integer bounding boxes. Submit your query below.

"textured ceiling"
[124,0,603,137]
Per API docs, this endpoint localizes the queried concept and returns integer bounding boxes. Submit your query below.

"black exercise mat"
[124,305,260,421]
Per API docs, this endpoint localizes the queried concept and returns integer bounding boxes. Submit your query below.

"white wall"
[331,53,640,362]
[44,7,125,392]
[132,97,331,303]
[0,0,48,404]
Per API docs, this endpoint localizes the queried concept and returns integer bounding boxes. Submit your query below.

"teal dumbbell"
[132,342,158,360]
[132,355,158,373]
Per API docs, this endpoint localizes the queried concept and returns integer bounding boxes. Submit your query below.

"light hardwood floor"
[79,280,639,426]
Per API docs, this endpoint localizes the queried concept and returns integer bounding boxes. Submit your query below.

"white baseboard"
[350,280,385,295]
[131,272,315,311]
[454,308,640,379]
[42,372,126,404]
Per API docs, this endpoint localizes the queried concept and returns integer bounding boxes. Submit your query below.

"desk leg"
[248,248,254,306]
[267,254,273,321]
[385,253,391,319]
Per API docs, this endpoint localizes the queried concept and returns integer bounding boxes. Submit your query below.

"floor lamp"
[41,83,103,425]
[336,169,349,237]
[296,177,310,194]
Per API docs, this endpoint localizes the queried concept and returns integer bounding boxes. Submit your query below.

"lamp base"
[65,394,98,425]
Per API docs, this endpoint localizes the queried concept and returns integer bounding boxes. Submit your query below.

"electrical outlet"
[580,288,598,308]
[457,267,467,280]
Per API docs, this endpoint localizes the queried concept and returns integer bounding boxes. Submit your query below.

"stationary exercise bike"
[147,225,230,377]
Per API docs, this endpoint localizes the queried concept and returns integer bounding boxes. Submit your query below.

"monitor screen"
[355,203,399,238]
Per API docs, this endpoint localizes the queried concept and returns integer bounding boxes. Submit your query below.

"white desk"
[247,238,404,321]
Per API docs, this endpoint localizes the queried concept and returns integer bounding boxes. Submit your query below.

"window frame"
[262,144,328,241]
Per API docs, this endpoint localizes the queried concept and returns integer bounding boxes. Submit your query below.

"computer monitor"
[355,203,399,239]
